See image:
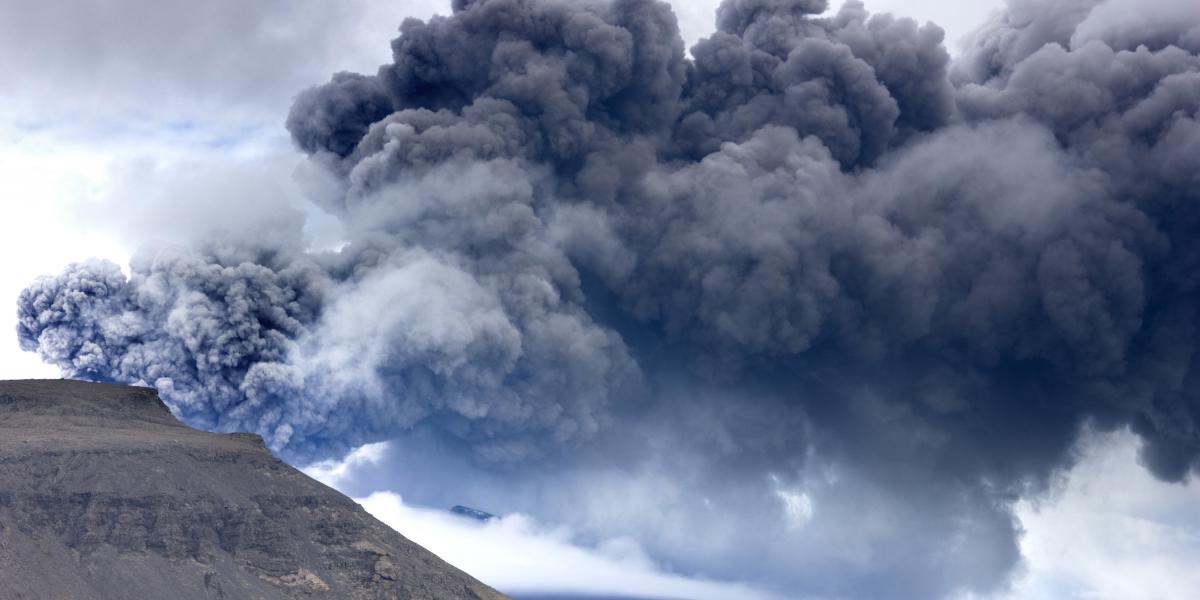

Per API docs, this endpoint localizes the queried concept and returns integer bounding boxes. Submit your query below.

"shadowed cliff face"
[0,379,508,600]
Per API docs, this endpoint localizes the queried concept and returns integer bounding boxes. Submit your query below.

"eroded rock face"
[0,380,509,600]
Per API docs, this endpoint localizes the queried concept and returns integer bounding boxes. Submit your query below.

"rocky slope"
[0,379,509,600]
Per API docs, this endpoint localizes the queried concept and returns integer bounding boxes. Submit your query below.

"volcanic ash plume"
[17,0,1200,597]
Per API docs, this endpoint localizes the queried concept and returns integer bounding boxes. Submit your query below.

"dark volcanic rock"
[0,379,509,600]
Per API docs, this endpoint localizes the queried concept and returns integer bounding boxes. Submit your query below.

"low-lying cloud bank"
[304,445,781,600]
[16,0,1200,597]
[311,430,1200,600]
[359,494,782,600]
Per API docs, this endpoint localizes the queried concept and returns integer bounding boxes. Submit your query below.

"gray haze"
[17,0,1200,598]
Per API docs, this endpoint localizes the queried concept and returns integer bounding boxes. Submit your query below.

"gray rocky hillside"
[0,379,509,600]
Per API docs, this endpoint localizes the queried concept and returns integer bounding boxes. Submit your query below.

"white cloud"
[981,429,1200,600]
[359,493,786,600]
[305,444,785,600]
[303,442,392,488]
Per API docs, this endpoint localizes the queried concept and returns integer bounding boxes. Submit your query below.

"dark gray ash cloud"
[18,0,1200,597]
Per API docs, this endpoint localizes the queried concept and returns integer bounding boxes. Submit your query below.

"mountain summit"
[0,379,509,600]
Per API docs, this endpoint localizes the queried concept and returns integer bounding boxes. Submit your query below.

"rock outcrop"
[0,379,509,600]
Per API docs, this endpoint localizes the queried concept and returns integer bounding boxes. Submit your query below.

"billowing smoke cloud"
[17,0,1200,597]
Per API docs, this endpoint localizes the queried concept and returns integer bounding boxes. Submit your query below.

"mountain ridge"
[0,379,509,600]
